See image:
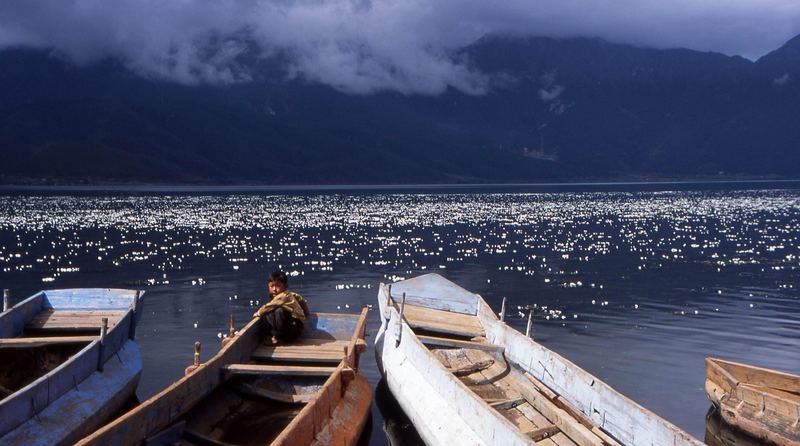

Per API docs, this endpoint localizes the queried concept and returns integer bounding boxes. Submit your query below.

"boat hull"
[1,340,141,446]
[306,371,372,445]
[375,316,495,445]
[0,288,143,443]
[705,358,800,446]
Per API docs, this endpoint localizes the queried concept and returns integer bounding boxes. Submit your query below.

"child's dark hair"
[268,270,288,286]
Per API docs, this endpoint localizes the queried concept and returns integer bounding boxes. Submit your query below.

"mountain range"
[1,34,799,184]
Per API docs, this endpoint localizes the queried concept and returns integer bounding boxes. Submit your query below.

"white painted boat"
[0,288,144,446]
[375,273,703,446]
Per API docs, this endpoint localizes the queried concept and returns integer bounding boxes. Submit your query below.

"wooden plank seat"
[25,310,124,332]
[0,335,97,349]
[251,339,348,364]
[223,364,338,377]
[235,382,318,404]
[401,304,485,338]
[418,335,504,353]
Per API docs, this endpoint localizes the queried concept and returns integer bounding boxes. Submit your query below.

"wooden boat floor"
[159,344,330,446]
[0,335,96,348]
[251,338,349,364]
[165,386,306,446]
[25,309,125,332]
[430,345,581,446]
[401,303,485,338]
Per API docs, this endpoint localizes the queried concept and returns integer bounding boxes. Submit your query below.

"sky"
[1,0,799,95]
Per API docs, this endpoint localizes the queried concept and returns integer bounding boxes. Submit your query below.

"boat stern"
[42,288,144,312]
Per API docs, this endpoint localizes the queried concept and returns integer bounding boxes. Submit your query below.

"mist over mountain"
[1,34,799,184]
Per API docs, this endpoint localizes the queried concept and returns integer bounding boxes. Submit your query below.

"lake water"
[1,186,798,444]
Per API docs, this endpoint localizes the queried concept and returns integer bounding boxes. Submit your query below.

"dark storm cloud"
[1,0,798,95]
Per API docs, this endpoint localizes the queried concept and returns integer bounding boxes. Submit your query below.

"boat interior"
[0,342,88,399]
[145,312,364,446]
[707,358,800,406]
[0,290,133,401]
[387,291,620,446]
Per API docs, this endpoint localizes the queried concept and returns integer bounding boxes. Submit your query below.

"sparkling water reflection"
[0,189,798,444]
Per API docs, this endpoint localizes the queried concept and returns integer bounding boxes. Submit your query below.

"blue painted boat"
[0,288,144,446]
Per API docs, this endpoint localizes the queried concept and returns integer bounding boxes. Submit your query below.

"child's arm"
[253,296,282,317]
[297,294,311,316]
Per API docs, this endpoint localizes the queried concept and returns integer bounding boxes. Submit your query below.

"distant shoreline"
[2,179,800,194]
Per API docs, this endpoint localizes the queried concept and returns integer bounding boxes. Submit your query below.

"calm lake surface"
[1,186,798,444]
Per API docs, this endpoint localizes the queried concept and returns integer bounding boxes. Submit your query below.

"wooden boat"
[705,357,800,446]
[78,308,371,446]
[375,273,703,446]
[705,406,762,446]
[0,288,144,446]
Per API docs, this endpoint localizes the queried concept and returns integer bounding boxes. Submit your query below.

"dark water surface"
[1,187,798,444]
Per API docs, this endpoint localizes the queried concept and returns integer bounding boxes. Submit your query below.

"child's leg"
[282,318,303,343]
[261,308,304,342]
[260,309,285,338]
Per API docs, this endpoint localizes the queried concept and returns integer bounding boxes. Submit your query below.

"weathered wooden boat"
[705,406,762,446]
[375,273,703,446]
[78,308,371,446]
[705,357,800,446]
[0,288,144,446]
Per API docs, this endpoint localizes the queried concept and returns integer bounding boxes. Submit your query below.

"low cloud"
[539,85,565,102]
[773,73,791,87]
[1,1,799,95]
[539,71,564,102]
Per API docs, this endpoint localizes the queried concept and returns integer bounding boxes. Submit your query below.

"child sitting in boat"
[252,270,310,344]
